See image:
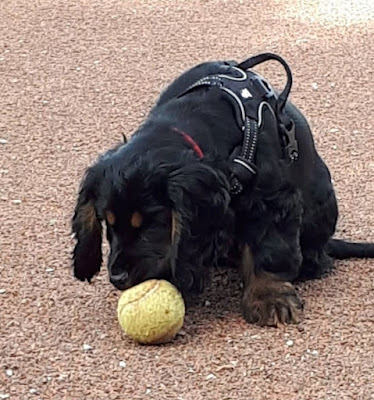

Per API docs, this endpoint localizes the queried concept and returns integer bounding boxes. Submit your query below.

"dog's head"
[71,145,233,293]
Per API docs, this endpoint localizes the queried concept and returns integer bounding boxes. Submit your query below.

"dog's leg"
[239,245,303,326]
[238,187,304,326]
[298,159,339,280]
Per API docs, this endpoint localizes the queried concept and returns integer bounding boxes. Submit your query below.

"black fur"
[71,59,374,325]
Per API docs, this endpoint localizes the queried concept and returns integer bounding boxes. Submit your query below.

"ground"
[0,1,374,399]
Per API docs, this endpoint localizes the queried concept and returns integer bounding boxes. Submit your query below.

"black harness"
[177,52,299,195]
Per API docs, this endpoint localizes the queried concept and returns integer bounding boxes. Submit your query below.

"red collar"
[172,127,204,159]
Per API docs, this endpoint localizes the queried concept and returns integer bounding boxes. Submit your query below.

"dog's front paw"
[241,280,303,327]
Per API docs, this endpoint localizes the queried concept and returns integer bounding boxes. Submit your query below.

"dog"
[71,53,374,327]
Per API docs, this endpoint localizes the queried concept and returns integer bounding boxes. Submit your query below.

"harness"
[176,52,299,195]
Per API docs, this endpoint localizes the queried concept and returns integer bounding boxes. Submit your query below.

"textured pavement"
[1,1,374,399]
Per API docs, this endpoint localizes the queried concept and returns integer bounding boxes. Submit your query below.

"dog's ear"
[168,162,231,221]
[167,162,231,285]
[71,166,103,283]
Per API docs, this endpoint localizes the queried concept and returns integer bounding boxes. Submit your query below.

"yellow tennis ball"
[117,279,185,345]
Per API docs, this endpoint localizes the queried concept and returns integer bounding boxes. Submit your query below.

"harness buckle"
[280,119,299,162]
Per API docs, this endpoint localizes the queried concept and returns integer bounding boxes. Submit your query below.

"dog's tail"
[327,238,374,259]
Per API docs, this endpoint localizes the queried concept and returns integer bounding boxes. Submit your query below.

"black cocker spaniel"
[71,54,374,327]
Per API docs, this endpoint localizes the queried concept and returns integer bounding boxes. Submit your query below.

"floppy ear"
[168,162,231,222]
[71,166,103,282]
[168,162,232,282]
[170,210,182,276]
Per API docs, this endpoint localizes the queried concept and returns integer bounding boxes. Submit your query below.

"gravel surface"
[1,1,373,399]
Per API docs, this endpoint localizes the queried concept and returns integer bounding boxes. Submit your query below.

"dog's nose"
[110,271,129,287]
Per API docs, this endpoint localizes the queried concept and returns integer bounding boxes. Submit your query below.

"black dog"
[71,53,374,326]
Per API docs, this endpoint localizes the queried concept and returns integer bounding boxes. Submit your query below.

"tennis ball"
[117,279,185,345]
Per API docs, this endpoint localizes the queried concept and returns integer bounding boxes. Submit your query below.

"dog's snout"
[110,271,129,288]
[108,247,129,283]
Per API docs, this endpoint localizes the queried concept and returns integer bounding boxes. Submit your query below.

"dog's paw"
[241,281,303,327]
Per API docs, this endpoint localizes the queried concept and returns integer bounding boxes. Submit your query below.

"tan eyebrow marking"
[130,211,143,228]
[106,211,116,226]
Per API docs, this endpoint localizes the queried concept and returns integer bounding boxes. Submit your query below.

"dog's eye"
[130,211,143,229]
[106,211,116,226]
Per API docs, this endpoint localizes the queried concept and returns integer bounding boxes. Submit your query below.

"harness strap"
[177,72,248,131]
[174,52,299,194]
[230,117,258,194]
[238,52,292,118]
[238,53,299,162]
